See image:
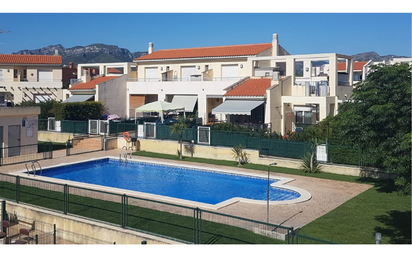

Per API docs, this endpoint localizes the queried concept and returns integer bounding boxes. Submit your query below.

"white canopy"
[134,101,185,123]
[171,95,198,112]
[212,100,264,115]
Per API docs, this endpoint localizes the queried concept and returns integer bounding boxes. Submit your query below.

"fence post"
[121,194,127,228]
[63,184,68,215]
[1,200,5,232]
[66,140,70,156]
[53,224,56,244]
[49,142,53,159]
[15,176,20,203]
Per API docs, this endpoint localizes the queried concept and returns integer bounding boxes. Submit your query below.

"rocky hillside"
[13,44,147,66]
[351,51,408,62]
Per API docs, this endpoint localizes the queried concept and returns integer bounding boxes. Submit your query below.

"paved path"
[0,150,372,229]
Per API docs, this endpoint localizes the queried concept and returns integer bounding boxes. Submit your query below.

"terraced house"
[0,52,63,107]
[65,33,354,134]
[128,33,353,134]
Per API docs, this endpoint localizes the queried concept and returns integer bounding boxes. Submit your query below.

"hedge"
[53,102,106,121]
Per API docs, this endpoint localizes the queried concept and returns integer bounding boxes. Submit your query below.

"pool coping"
[13,156,312,210]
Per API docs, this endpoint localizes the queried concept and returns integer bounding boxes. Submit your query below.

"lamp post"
[267,162,277,224]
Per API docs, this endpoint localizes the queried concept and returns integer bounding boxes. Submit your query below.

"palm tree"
[170,117,188,159]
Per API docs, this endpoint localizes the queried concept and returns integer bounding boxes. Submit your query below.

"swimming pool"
[26,157,311,208]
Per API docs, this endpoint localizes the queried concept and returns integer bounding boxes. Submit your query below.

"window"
[35,94,52,103]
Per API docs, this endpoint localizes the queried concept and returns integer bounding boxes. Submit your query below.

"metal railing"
[0,174,299,244]
[127,77,247,82]
[0,173,336,244]
[1,211,114,244]
[0,142,52,166]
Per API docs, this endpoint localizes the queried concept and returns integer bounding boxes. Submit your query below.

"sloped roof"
[224,78,272,97]
[0,54,62,65]
[134,43,273,61]
[108,68,122,74]
[69,76,117,90]
[338,61,368,71]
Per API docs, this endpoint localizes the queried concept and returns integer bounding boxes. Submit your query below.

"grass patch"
[132,150,411,244]
[299,184,411,244]
[133,151,363,184]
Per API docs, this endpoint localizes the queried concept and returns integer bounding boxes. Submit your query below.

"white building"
[0,53,63,106]
[68,33,354,134]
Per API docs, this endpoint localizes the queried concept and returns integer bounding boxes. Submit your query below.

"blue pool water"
[41,159,300,205]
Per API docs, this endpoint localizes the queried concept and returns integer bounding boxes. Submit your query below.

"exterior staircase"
[72,136,102,151]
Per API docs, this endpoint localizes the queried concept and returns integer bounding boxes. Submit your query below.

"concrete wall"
[38,131,73,143]
[5,202,182,244]
[96,75,128,117]
[132,138,361,176]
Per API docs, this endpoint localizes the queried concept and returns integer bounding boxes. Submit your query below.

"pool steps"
[119,146,133,162]
[25,161,42,176]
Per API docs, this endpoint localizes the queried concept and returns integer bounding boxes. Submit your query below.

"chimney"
[69,62,73,69]
[54,49,59,56]
[272,33,279,57]
[148,42,154,54]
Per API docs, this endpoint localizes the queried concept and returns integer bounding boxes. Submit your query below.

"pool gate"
[0,173,335,244]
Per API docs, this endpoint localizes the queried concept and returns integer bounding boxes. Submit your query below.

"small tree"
[232,144,249,165]
[170,117,188,159]
[184,140,196,157]
[300,138,322,173]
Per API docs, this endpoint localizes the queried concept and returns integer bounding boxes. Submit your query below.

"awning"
[62,94,94,103]
[171,95,198,112]
[212,100,264,115]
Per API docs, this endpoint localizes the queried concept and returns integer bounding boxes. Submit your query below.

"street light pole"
[267,162,277,224]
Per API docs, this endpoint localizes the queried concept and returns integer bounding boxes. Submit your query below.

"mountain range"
[11,44,409,66]
[12,44,147,66]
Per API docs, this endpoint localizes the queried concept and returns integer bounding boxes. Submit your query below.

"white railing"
[127,77,246,82]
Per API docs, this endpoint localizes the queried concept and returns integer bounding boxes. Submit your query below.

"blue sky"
[0,11,411,57]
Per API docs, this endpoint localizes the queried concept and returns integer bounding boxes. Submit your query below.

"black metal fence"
[0,208,114,244]
[37,119,366,166]
[0,173,309,244]
[0,142,53,167]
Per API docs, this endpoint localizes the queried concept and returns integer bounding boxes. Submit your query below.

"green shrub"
[53,102,106,120]
[301,152,322,173]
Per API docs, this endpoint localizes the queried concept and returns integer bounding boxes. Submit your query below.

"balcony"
[127,76,246,82]
[294,81,329,97]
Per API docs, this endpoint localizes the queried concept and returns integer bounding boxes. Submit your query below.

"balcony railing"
[0,78,62,83]
[295,81,329,97]
[338,81,352,86]
[127,77,246,82]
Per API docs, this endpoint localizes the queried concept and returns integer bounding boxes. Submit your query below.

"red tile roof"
[0,54,62,65]
[338,61,368,71]
[224,78,272,97]
[69,76,117,90]
[135,43,272,61]
[108,68,122,74]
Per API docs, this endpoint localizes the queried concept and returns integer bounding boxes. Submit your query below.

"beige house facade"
[0,53,63,107]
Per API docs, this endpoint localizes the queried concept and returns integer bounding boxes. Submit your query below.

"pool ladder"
[25,161,43,176]
[119,146,133,162]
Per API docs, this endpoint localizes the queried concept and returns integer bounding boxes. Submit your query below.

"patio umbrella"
[134,101,185,123]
